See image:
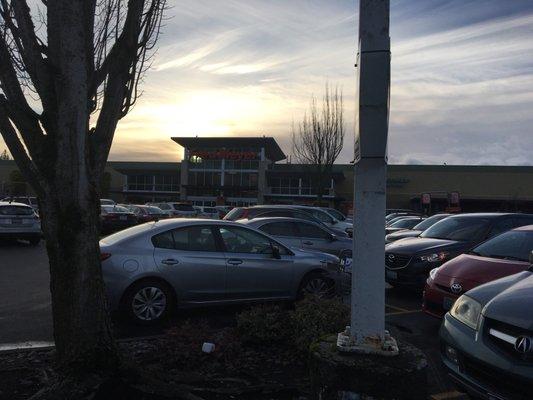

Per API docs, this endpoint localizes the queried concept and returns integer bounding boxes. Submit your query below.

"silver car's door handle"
[303,241,314,245]
[161,258,179,265]
[227,259,243,266]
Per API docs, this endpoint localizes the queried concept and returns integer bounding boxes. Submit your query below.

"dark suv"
[440,256,533,399]
[385,213,533,289]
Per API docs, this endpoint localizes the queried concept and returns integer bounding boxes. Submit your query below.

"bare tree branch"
[0,95,44,196]
[292,83,345,201]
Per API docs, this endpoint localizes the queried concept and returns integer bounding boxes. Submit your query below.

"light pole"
[337,0,397,354]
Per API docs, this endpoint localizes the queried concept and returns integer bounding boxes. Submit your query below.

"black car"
[440,256,533,399]
[100,205,138,234]
[385,213,451,243]
[385,213,533,289]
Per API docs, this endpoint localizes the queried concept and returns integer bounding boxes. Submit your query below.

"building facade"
[2,136,533,213]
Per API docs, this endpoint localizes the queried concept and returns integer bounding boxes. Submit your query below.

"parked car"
[321,207,352,223]
[385,213,533,290]
[100,205,138,234]
[291,205,353,237]
[100,219,343,324]
[125,205,167,223]
[242,217,353,268]
[100,198,116,206]
[385,216,425,235]
[194,206,219,219]
[2,196,39,214]
[215,205,233,219]
[385,211,420,224]
[386,214,451,243]
[440,258,533,400]
[423,225,533,318]
[147,202,197,218]
[225,205,350,237]
[386,215,419,227]
[0,201,41,245]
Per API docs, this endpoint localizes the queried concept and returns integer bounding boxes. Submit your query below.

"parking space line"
[385,309,422,316]
[385,303,411,313]
[430,390,468,399]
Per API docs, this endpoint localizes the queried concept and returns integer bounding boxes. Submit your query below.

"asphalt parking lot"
[0,240,465,399]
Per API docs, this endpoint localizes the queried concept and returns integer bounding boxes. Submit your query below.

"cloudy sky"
[5,0,533,165]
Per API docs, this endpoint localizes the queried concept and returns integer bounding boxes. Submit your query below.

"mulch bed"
[0,321,311,400]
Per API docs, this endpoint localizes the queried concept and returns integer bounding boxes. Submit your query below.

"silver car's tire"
[123,280,174,325]
[298,273,335,299]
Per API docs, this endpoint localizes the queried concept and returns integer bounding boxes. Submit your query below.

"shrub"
[291,296,350,352]
[236,297,350,352]
[236,304,292,345]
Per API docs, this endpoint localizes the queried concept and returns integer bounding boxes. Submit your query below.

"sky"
[4,0,533,165]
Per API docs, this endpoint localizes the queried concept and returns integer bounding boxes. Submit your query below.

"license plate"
[443,297,455,311]
[342,258,352,273]
[120,216,127,221]
[386,270,398,280]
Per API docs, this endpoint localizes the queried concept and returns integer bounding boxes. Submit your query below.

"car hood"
[385,237,465,255]
[386,230,422,241]
[467,271,533,330]
[436,254,529,285]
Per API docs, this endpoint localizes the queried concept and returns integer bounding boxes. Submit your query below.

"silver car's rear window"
[0,205,34,216]
[100,224,155,245]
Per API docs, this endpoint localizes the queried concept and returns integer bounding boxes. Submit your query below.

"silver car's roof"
[0,201,33,208]
[100,218,249,245]
[243,216,323,227]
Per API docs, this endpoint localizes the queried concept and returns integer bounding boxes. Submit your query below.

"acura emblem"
[450,283,462,294]
[515,336,532,354]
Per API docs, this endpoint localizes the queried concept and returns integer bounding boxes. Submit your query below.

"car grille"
[460,354,533,399]
[385,253,411,270]
[484,318,533,362]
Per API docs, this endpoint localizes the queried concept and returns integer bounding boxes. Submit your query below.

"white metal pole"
[351,0,390,345]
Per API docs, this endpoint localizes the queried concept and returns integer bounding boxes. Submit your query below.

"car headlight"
[420,252,448,263]
[428,267,439,281]
[450,295,482,330]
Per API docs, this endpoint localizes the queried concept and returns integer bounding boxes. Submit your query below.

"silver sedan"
[241,217,353,267]
[100,219,343,324]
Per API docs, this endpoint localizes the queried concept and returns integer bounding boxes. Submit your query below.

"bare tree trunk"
[0,0,165,373]
[41,189,119,370]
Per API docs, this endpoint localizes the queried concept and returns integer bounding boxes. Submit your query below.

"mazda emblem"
[515,336,532,354]
[387,254,395,262]
[450,283,462,294]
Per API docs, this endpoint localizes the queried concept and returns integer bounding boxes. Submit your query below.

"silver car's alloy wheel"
[132,286,167,321]
[303,277,333,298]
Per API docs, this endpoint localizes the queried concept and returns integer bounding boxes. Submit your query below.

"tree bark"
[40,184,119,371]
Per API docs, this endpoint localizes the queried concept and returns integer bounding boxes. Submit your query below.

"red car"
[423,225,533,317]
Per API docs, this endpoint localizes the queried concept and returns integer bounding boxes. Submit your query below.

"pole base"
[309,335,428,400]
[337,327,399,356]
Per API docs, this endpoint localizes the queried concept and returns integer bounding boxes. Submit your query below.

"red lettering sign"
[190,150,258,160]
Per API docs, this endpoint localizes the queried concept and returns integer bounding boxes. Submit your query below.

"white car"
[194,206,220,219]
[0,201,41,245]
[147,202,197,218]
[100,198,116,206]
